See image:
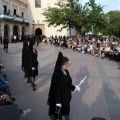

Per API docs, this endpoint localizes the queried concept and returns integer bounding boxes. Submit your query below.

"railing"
[0,14,29,24]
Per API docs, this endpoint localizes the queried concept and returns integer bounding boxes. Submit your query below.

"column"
[9,24,13,42]
[18,25,22,41]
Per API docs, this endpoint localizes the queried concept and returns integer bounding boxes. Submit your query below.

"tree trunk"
[76,30,82,38]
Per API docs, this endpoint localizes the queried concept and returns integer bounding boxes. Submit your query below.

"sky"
[80,0,120,13]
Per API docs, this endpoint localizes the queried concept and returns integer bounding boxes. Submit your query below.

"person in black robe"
[3,36,8,53]
[22,40,32,83]
[29,42,38,91]
[0,36,2,44]
[48,52,80,120]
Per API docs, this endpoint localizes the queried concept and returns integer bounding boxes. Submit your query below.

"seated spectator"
[107,44,116,60]
[0,66,15,101]
[0,61,7,79]
[81,42,90,54]
[59,40,63,47]
[115,43,120,69]
[67,41,71,49]
[89,43,94,55]
[0,92,12,106]
[61,40,68,48]
[71,41,78,50]
[54,38,59,46]
[116,43,120,53]
[93,43,100,56]
[0,92,31,118]
[100,42,111,59]
[75,42,84,52]
[97,38,102,45]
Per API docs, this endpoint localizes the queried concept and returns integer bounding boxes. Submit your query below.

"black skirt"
[61,104,70,115]
[30,67,38,77]
[30,60,38,77]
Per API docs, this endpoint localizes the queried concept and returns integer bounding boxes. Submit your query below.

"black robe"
[48,69,75,116]
[30,50,38,77]
[22,47,32,76]
[3,38,8,49]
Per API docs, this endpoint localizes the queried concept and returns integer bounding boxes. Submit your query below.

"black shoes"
[27,78,32,83]
[27,80,32,83]
[24,75,27,78]
[33,87,36,91]
[10,97,16,101]
[31,83,36,91]
[31,83,36,87]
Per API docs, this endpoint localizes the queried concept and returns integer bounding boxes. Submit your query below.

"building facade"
[0,0,29,42]
[0,0,76,42]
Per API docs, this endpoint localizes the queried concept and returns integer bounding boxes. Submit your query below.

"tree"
[83,0,106,34]
[103,11,120,36]
[42,1,78,30]
[42,0,105,36]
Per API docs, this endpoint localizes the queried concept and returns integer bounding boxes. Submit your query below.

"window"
[35,0,41,8]
[14,9,16,15]
[22,12,24,18]
[4,5,7,14]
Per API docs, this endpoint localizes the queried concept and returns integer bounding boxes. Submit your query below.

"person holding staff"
[48,52,80,120]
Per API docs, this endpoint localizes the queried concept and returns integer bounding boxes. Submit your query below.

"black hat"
[29,41,35,51]
[54,51,69,70]
[54,51,63,70]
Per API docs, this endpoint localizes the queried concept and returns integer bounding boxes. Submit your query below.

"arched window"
[35,0,41,8]
[13,25,19,36]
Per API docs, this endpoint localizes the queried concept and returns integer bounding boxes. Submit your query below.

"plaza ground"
[0,42,120,120]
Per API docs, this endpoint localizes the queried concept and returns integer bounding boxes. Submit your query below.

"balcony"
[0,14,14,20]
[0,14,29,25]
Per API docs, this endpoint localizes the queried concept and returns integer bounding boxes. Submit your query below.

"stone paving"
[0,42,120,120]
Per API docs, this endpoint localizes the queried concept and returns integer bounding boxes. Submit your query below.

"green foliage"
[85,0,105,31]
[43,1,78,31]
[42,0,105,35]
[103,11,120,36]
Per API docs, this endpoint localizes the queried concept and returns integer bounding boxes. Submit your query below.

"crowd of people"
[41,35,120,69]
[0,34,120,120]
[0,61,31,118]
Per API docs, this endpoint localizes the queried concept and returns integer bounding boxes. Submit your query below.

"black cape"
[48,68,75,116]
[22,46,32,75]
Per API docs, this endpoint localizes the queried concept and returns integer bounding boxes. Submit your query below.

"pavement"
[0,42,120,120]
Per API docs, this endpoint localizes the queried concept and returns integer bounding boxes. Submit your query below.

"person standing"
[29,42,38,91]
[3,36,8,53]
[0,36,2,44]
[14,35,16,43]
[36,37,39,46]
[48,52,80,120]
[22,39,32,83]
